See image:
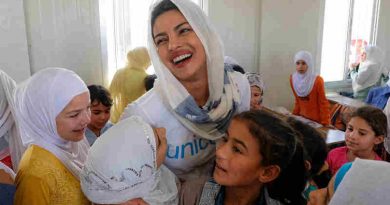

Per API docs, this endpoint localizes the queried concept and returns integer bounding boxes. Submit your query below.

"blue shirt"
[0,183,16,205]
[85,122,113,145]
[365,85,390,109]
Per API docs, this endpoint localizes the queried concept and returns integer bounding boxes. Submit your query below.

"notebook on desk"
[326,129,345,145]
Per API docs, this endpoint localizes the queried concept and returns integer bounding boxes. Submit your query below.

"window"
[320,0,380,82]
[99,0,207,85]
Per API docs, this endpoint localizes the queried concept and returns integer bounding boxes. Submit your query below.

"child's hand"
[121,198,149,205]
[153,127,167,168]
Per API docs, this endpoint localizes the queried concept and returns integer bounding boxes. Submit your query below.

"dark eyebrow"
[174,21,189,31]
[232,138,248,151]
[225,130,248,150]
[153,21,189,39]
[66,109,83,115]
[357,128,369,133]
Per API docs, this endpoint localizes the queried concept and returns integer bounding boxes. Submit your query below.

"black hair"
[287,117,329,187]
[224,63,245,74]
[350,106,387,159]
[87,85,113,107]
[234,110,307,205]
[144,74,157,91]
[151,0,179,31]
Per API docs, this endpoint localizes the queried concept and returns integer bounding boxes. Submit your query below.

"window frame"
[98,0,208,86]
[320,0,381,87]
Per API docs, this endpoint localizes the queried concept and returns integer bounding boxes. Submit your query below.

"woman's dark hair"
[144,74,157,91]
[350,106,387,159]
[151,0,179,30]
[234,110,307,205]
[287,118,329,185]
[88,85,113,107]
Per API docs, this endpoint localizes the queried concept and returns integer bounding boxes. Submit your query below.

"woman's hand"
[153,127,168,168]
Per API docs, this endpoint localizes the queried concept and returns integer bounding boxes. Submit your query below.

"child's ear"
[305,160,312,171]
[258,165,281,183]
[374,135,385,145]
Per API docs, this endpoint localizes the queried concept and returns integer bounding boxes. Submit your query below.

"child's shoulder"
[329,146,348,155]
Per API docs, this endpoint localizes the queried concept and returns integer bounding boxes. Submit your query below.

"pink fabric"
[327,146,382,175]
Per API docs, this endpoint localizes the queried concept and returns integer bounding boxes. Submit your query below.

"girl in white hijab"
[81,116,178,205]
[290,50,331,126]
[308,159,390,205]
[0,70,24,171]
[121,1,250,202]
[13,68,91,205]
[351,45,385,100]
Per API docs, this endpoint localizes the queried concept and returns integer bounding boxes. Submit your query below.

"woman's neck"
[181,78,209,106]
[224,183,263,205]
[347,148,377,161]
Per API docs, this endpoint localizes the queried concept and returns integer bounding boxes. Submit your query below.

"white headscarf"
[352,45,385,93]
[246,72,265,92]
[292,50,317,97]
[13,67,90,179]
[148,0,242,140]
[80,116,178,204]
[330,159,390,205]
[0,70,24,171]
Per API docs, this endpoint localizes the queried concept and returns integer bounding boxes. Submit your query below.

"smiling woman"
[120,0,250,204]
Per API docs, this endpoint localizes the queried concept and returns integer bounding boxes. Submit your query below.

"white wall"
[376,0,390,69]
[208,0,261,73]
[259,0,323,109]
[0,0,30,82]
[1,0,390,109]
[23,0,103,85]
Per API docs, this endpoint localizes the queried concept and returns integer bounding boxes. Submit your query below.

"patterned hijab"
[292,50,316,97]
[13,67,90,179]
[0,70,24,170]
[148,0,242,140]
[80,116,178,204]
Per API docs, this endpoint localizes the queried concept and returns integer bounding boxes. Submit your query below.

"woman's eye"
[179,28,191,34]
[70,113,79,118]
[155,38,167,46]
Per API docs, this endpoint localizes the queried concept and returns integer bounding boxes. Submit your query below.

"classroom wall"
[23,0,103,85]
[2,0,390,108]
[0,0,30,82]
[259,0,323,110]
[376,0,390,70]
[208,0,261,73]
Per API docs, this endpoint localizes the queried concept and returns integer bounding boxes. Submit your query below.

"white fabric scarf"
[80,116,178,204]
[330,159,390,205]
[292,50,316,97]
[13,67,90,179]
[148,0,241,140]
[0,70,24,171]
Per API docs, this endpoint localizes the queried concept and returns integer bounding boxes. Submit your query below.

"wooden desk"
[262,107,344,146]
[326,92,367,108]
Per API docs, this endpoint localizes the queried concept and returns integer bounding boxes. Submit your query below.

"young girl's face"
[56,92,91,142]
[214,119,264,186]
[296,60,308,74]
[345,116,383,154]
[89,101,111,131]
[250,86,263,110]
